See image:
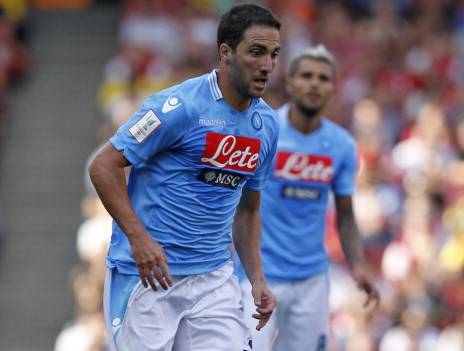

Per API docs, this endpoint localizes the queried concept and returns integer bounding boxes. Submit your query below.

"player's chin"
[248,85,267,97]
[302,101,324,112]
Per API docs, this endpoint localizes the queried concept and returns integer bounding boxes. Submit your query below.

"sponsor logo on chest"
[282,185,322,200]
[274,151,334,182]
[198,168,244,190]
[201,132,261,173]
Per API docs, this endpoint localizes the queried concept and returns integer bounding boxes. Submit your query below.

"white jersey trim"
[208,69,223,101]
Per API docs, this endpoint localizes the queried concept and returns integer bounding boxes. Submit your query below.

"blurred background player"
[237,45,380,351]
[88,4,280,351]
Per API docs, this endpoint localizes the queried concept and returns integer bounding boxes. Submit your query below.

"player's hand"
[251,280,276,331]
[353,265,380,309]
[129,232,173,291]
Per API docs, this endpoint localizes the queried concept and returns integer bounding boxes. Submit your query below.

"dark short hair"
[217,3,280,51]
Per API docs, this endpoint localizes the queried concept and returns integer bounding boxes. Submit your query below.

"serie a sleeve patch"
[129,110,162,143]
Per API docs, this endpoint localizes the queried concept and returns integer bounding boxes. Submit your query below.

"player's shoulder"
[254,97,276,119]
[143,73,209,117]
[254,98,279,134]
[274,103,290,127]
[322,118,356,147]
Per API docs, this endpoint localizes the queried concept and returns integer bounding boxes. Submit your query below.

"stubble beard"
[295,98,324,119]
[229,59,255,99]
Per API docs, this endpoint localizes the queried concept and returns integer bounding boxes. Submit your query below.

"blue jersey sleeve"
[332,139,357,196]
[110,94,191,166]
[245,127,278,192]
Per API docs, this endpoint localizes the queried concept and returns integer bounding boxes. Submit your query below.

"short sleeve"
[245,126,278,191]
[332,139,357,196]
[110,94,191,167]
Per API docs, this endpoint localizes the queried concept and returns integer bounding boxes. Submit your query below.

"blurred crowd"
[0,0,31,253]
[56,0,464,350]
[0,0,30,137]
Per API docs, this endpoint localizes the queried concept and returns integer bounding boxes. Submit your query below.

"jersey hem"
[107,258,231,276]
[264,263,329,283]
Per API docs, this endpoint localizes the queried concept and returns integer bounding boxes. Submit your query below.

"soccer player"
[237,45,380,350]
[88,4,281,351]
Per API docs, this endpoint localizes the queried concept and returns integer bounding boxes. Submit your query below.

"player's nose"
[259,54,274,74]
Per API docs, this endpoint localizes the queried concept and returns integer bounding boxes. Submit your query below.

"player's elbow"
[88,152,108,186]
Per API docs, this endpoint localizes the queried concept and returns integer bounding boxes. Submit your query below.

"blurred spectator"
[55,194,111,351]
[0,0,31,262]
[0,3,31,137]
[0,0,29,43]
[32,0,94,10]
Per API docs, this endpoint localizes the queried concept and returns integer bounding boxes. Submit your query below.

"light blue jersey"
[236,104,357,282]
[108,70,278,276]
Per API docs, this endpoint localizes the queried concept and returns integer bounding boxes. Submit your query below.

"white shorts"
[104,261,252,351]
[241,272,329,351]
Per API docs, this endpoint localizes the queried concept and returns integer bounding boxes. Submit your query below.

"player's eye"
[301,72,313,79]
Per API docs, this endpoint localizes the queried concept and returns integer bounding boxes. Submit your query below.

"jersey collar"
[207,69,223,101]
[207,69,260,108]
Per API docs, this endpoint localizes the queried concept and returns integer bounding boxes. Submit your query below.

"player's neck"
[289,104,321,135]
[216,69,251,112]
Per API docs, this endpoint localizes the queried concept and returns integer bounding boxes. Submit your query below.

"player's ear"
[219,43,232,65]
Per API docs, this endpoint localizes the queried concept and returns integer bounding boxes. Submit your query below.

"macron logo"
[162,96,182,113]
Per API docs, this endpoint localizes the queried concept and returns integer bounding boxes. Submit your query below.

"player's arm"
[233,189,276,331]
[335,195,379,307]
[88,142,173,291]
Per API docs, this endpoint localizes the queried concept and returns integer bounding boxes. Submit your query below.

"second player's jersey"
[259,104,357,281]
[108,70,278,276]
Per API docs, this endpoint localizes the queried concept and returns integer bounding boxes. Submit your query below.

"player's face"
[287,59,335,115]
[229,25,280,98]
